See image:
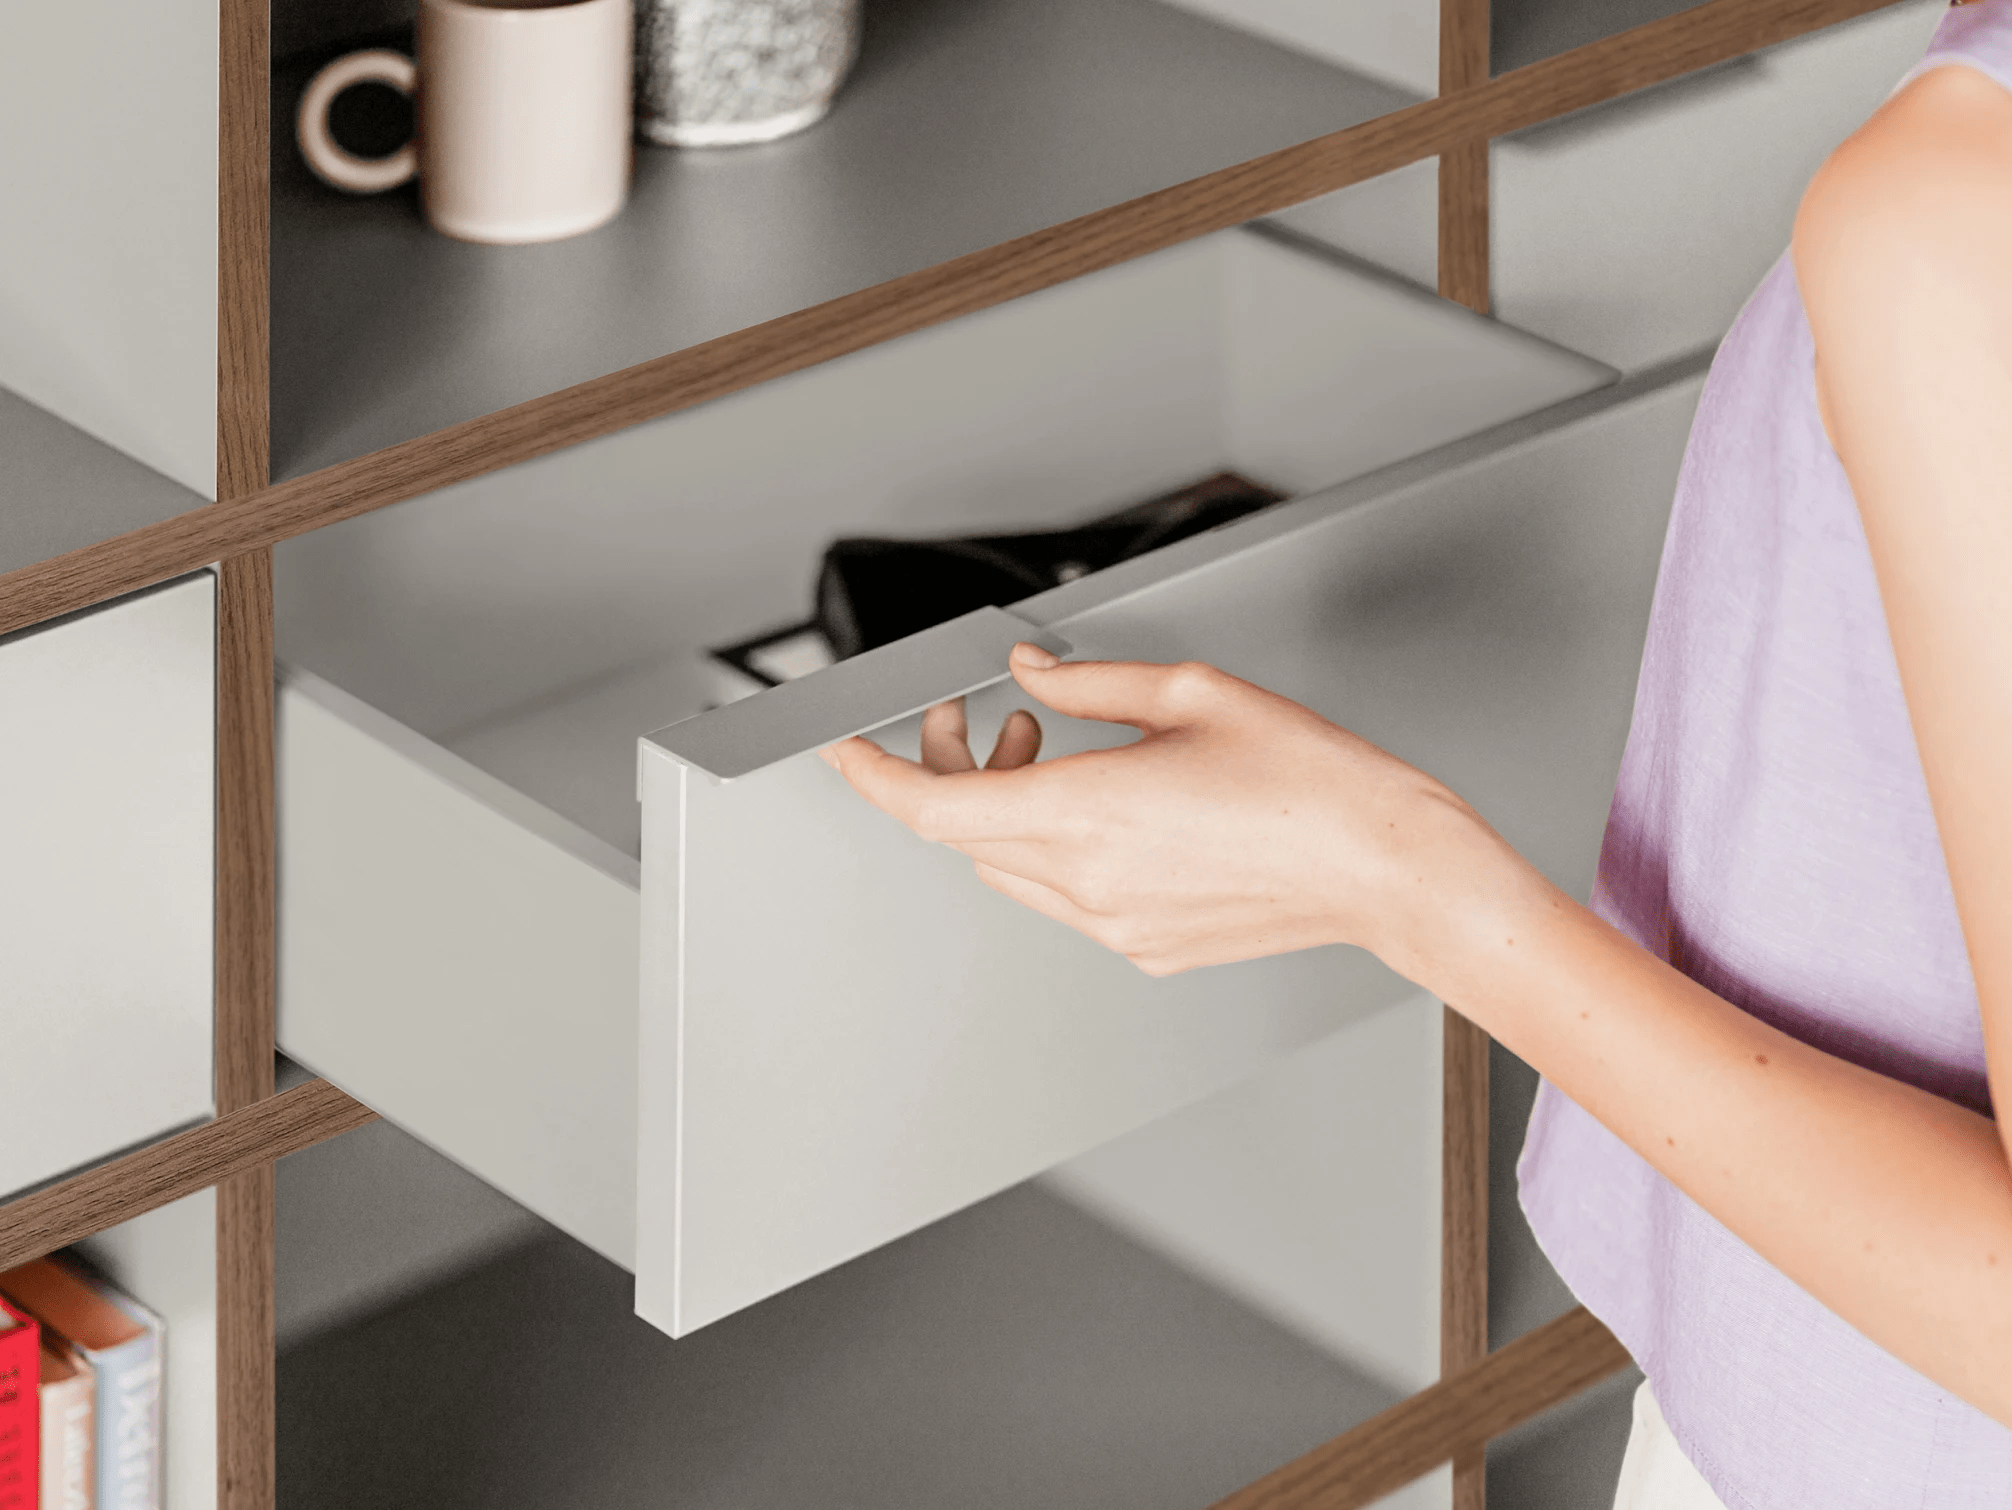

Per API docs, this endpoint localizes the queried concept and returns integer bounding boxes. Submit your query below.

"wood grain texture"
[0,1080,374,1273]
[217,0,269,501]
[1438,141,1490,315]
[215,551,276,1115]
[1442,1007,1493,1510]
[0,0,1899,643]
[217,1168,274,1510]
[1438,0,1491,313]
[1209,1307,1631,1510]
[1438,6,1492,1501]
[217,3,277,1503]
[214,549,276,1510]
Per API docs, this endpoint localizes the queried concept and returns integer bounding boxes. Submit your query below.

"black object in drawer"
[813,471,1285,660]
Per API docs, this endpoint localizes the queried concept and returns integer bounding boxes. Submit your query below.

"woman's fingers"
[1008,644,1223,733]
[822,735,1022,843]
[985,707,1043,770]
[923,697,1042,773]
[920,698,977,774]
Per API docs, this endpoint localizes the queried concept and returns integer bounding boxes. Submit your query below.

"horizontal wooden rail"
[1210,1306,1632,1510]
[0,1079,376,1270]
[0,0,1896,641]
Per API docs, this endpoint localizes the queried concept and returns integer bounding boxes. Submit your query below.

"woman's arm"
[823,64,2012,1423]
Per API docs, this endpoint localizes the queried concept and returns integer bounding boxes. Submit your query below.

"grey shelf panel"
[0,385,205,579]
[268,0,1417,481]
[279,1187,1412,1510]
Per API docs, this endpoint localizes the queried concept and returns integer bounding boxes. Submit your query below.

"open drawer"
[274,226,1686,1336]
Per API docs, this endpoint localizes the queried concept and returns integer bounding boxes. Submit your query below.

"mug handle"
[296,50,419,194]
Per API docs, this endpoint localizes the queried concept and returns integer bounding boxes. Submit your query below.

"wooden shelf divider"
[1207,1306,1632,1510]
[0,1080,376,1276]
[1436,3,1495,1502]
[216,0,278,1500]
[1439,0,1492,316]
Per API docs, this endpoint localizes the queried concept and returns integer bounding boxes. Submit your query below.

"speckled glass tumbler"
[635,0,860,147]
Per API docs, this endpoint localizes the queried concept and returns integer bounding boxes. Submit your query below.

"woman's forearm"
[1417,856,2012,1425]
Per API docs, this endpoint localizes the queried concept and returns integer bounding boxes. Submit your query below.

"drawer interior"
[274,226,1619,1326]
[277,228,1610,855]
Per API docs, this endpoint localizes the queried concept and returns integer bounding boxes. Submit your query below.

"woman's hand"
[820,641,1536,980]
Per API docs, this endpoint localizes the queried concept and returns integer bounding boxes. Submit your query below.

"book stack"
[0,1258,162,1510]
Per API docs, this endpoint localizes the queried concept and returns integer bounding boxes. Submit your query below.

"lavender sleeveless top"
[1516,7,2012,1505]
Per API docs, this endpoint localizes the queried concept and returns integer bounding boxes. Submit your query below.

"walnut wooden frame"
[0,0,1908,1503]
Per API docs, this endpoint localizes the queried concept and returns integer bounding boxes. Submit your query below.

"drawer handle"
[647,606,1070,782]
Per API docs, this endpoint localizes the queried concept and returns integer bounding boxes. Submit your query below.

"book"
[0,1297,40,1510]
[0,1261,159,1510]
[36,1343,91,1510]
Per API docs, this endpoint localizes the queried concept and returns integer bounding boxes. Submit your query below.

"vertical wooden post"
[1438,11,1493,1505]
[1439,0,1492,315]
[217,0,275,1505]
[1441,1007,1491,1510]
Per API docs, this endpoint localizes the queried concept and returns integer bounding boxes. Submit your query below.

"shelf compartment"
[0,384,208,580]
[1275,0,1946,373]
[273,226,1623,1333]
[0,574,217,1203]
[267,0,1418,481]
[0,0,219,499]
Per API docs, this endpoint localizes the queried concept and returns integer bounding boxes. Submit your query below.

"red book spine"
[0,1298,39,1510]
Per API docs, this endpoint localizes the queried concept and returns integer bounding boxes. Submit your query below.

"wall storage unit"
[0,2,1916,1506]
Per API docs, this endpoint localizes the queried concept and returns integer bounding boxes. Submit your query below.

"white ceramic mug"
[296,0,633,245]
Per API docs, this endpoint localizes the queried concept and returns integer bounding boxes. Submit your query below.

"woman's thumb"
[1008,644,1196,732]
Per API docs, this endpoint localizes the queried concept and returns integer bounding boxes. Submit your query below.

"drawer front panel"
[637,362,1707,1336]
[0,574,216,1197]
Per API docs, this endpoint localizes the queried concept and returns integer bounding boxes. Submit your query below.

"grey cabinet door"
[0,573,216,1197]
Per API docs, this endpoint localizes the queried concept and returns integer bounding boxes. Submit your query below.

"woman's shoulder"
[1794,61,2012,330]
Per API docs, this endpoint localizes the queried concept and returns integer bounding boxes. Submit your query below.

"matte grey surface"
[268,0,1417,479]
[0,385,205,577]
[276,1116,546,1349]
[1491,1364,1641,1509]
[279,1184,1408,1510]
[1492,0,1707,74]
[649,606,1069,779]
[1016,348,1707,639]
[0,575,217,1200]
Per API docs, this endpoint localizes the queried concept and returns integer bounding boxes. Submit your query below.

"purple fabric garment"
[1516,6,2012,1506]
